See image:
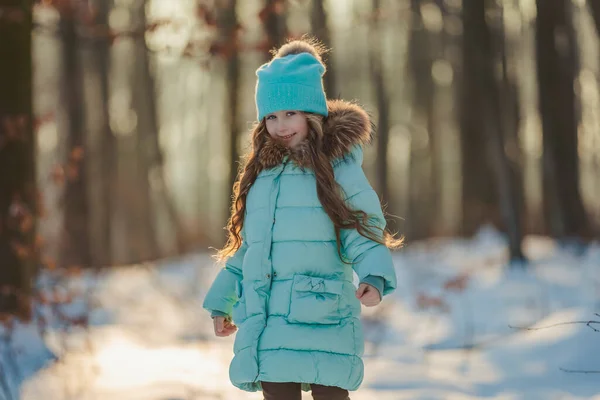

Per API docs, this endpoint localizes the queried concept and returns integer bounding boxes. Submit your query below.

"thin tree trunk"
[407,0,436,240]
[61,7,92,268]
[215,0,242,229]
[497,2,526,249]
[311,0,336,97]
[95,0,115,267]
[588,1,600,34]
[535,0,589,239]
[462,0,526,263]
[0,0,35,316]
[369,0,390,216]
[264,0,288,58]
[135,40,188,254]
[132,1,188,259]
[587,0,600,239]
[460,1,499,236]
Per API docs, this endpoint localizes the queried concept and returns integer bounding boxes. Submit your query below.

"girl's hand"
[213,316,237,337]
[356,283,381,307]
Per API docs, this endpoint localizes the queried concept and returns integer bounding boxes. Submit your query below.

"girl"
[203,39,402,400]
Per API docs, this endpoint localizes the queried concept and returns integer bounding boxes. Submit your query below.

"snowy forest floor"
[2,227,600,400]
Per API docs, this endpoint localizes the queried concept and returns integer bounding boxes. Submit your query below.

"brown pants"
[261,382,350,400]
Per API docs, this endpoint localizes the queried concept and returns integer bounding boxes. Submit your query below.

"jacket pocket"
[231,280,247,325]
[287,275,343,325]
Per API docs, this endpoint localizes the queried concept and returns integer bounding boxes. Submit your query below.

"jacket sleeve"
[337,156,397,297]
[202,234,248,316]
[360,275,385,299]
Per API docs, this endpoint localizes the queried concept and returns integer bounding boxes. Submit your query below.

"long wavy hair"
[215,113,403,264]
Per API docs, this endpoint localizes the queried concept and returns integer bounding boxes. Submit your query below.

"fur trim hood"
[258,99,374,170]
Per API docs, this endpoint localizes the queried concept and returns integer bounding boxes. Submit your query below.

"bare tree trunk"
[61,7,92,268]
[407,0,436,240]
[369,0,390,217]
[311,0,337,97]
[94,0,115,267]
[587,0,600,239]
[497,4,524,222]
[133,1,187,257]
[460,2,499,236]
[462,0,526,263]
[588,1,600,33]
[264,0,288,58]
[535,0,589,239]
[0,0,35,316]
[215,0,242,229]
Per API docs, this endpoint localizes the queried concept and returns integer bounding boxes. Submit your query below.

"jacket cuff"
[360,275,385,299]
[210,310,229,318]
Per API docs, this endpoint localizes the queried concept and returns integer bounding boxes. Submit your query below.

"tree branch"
[559,367,600,374]
[509,315,600,333]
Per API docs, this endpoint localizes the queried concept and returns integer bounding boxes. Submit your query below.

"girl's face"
[265,110,309,149]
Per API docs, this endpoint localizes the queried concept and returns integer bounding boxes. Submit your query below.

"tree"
[0,0,35,315]
[406,0,437,240]
[310,0,336,97]
[133,0,188,256]
[535,0,589,239]
[128,0,161,262]
[588,1,600,36]
[134,0,188,255]
[213,0,243,228]
[60,2,92,268]
[93,0,116,267]
[460,3,499,237]
[587,0,600,237]
[263,0,288,55]
[495,4,525,237]
[462,0,526,263]
[369,0,391,219]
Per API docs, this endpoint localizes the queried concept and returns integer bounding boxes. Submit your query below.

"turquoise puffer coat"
[202,100,397,392]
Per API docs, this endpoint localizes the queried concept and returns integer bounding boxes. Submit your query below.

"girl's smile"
[278,132,297,140]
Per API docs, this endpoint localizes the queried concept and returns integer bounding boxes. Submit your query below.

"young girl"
[202,39,402,400]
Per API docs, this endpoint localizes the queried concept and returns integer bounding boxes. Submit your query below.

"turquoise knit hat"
[255,48,328,121]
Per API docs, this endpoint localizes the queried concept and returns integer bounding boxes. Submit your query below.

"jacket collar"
[257,99,374,170]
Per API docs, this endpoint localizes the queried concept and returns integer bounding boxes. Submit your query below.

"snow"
[2,227,599,399]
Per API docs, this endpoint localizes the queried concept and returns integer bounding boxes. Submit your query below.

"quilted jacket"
[202,100,397,392]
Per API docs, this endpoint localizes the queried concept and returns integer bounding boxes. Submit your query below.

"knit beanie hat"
[255,41,329,121]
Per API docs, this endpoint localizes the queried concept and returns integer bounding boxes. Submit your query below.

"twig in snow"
[509,314,600,376]
[559,367,600,374]
[509,315,600,333]
[424,329,517,351]
[427,314,561,351]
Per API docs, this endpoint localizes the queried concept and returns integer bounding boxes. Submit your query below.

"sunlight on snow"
[92,328,228,392]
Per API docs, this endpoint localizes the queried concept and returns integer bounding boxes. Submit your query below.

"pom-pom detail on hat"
[272,37,328,68]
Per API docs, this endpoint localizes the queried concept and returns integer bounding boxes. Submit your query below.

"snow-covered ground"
[3,227,600,399]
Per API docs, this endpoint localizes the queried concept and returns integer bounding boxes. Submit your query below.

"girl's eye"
[286,111,296,116]
[266,115,276,120]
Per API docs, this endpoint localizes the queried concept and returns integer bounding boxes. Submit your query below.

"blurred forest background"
[1,0,600,316]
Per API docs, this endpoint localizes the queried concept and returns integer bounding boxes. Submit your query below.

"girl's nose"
[277,123,290,135]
